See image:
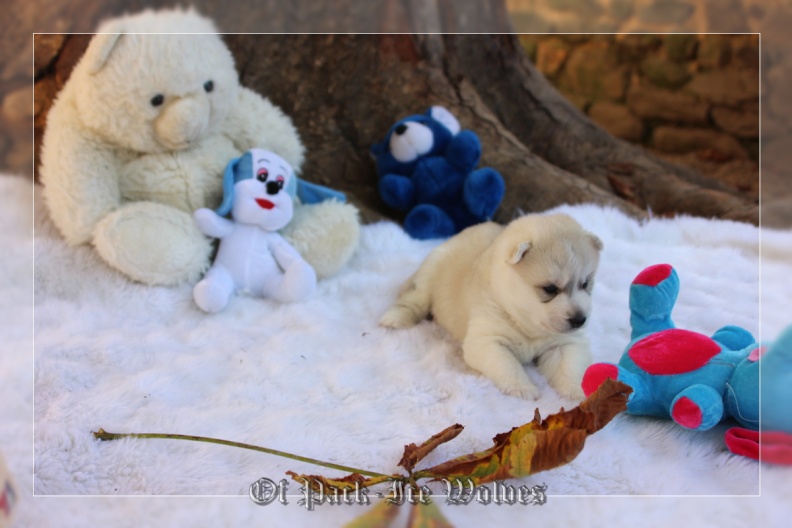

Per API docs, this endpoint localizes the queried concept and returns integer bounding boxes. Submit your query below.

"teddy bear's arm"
[222,87,306,172]
[40,109,122,245]
[378,174,416,211]
[445,130,482,172]
[193,208,234,239]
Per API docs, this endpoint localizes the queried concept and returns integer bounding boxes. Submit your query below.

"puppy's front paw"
[379,305,419,329]
[501,382,540,401]
[554,382,585,401]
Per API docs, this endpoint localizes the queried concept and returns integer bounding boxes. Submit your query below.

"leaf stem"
[92,428,390,479]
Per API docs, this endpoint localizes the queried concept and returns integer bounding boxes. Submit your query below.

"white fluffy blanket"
[3,173,791,526]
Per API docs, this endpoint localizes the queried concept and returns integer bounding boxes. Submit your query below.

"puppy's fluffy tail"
[379,273,431,329]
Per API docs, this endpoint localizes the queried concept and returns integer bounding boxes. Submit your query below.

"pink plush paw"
[581,363,619,397]
[671,396,703,429]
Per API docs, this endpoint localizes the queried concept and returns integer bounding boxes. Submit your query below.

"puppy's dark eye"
[581,280,589,290]
[256,168,269,182]
[150,94,164,107]
[542,284,559,296]
[204,80,214,93]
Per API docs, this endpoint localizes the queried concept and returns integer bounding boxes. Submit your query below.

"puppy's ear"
[508,241,532,264]
[589,234,604,252]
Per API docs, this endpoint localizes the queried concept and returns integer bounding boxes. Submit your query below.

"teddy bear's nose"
[394,124,407,135]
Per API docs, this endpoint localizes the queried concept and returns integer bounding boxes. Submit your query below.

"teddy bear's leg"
[261,260,316,303]
[403,204,456,240]
[629,264,679,340]
[280,201,360,280]
[93,202,212,286]
[193,265,235,313]
[670,385,724,431]
[463,168,505,220]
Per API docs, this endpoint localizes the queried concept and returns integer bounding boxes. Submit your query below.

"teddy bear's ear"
[84,32,125,74]
[429,106,461,136]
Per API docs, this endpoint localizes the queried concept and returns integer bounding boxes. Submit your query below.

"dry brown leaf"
[415,379,631,484]
[398,424,464,474]
[407,500,455,528]
[285,471,392,492]
[342,499,400,528]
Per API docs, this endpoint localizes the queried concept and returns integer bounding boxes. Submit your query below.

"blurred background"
[6,0,788,227]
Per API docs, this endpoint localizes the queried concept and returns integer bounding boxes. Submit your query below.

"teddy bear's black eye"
[150,94,164,107]
[204,80,214,93]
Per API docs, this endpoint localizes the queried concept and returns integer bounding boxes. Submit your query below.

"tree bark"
[32,0,759,226]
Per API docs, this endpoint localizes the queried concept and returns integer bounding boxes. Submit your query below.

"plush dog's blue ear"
[284,177,346,205]
[297,179,346,204]
[216,152,254,216]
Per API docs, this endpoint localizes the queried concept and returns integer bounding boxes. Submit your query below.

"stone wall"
[506,0,791,226]
[518,33,759,194]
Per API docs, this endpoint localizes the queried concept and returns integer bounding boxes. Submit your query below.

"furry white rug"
[1,173,790,526]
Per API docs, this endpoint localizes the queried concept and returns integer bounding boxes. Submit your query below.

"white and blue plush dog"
[192,148,324,313]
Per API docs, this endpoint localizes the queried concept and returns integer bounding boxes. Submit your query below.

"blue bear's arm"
[463,167,505,220]
[379,174,416,211]
[445,130,482,172]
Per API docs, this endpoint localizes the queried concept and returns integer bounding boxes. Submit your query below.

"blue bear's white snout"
[389,122,434,163]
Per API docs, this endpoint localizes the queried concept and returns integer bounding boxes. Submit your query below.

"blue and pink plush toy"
[582,264,792,464]
[371,106,505,240]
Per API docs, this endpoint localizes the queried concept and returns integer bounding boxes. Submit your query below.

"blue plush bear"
[581,264,759,432]
[371,106,505,240]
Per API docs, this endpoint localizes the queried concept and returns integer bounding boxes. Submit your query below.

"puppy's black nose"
[569,314,587,329]
[394,124,407,135]
[266,180,282,195]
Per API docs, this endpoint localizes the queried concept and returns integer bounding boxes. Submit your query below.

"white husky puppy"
[380,213,603,400]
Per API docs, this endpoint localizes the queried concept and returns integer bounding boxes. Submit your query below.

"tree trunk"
[32,0,759,226]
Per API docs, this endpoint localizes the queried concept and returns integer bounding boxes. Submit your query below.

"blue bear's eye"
[150,94,164,107]
[204,80,214,93]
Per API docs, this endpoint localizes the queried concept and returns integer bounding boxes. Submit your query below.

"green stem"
[92,428,390,479]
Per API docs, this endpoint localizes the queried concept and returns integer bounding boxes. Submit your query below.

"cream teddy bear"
[193,149,316,313]
[40,8,359,286]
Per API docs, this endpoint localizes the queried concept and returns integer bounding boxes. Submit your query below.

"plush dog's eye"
[150,94,164,107]
[256,168,269,182]
[204,80,214,93]
[542,284,559,296]
[580,280,589,290]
